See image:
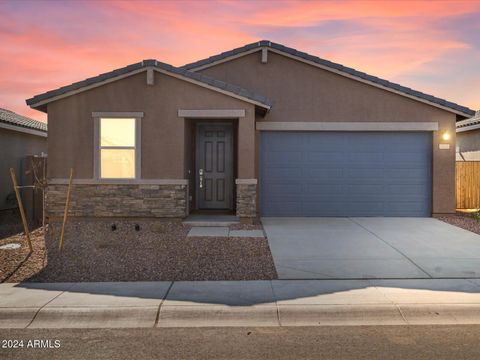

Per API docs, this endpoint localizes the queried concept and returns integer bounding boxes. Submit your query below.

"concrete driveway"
[262,217,480,279]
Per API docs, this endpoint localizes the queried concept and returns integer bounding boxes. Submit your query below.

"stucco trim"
[0,122,47,137]
[49,178,188,185]
[178,109,246,118]
[256,122,439,132]
[261,48,268,64]
[92,112,144,118]
[146,68,154,85]
[235,178,258,185]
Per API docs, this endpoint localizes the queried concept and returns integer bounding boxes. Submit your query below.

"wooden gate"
[456,162,480,209]
[22,155,47,225]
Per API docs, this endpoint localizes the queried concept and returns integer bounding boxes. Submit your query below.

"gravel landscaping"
[0,209,28,239]
[436,212,480,235]
[1,219,277,283]
[0,227,46,283]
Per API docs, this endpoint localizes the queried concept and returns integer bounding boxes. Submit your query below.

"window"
[99,117,137,179]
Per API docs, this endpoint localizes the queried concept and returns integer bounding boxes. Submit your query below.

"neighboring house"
[26,40,475,220]
[456,110,480,161]
[0,108,47,210]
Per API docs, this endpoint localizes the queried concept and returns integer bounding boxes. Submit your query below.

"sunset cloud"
[0,0,478,122]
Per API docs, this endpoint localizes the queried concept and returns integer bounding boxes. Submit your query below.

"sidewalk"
[2,279,480,328]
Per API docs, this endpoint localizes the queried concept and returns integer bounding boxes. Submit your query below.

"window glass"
[99,117,136,179]
[100,149,135,178]
[100,118,135,147]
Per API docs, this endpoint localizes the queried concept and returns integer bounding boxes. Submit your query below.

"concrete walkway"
[187,227,265,238]
[263,217,480,279]
[3,279,480,328]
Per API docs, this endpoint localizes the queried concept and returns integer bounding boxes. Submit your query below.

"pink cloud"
[243,0,480,26]
[0,0,478,122]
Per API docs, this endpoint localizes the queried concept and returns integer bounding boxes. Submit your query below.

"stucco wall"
[0,128,47,210]
[46,71,256,180]
[199,50,458,214]
[457,129,480,161]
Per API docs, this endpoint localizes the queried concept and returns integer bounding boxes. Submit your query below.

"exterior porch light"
[442,131,450,141]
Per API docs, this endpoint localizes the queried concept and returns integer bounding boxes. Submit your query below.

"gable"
[26,60,271,113]
[198,50,461,123]
[185,41,474,118]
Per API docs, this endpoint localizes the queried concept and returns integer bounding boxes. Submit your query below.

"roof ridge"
[181,40,474,117]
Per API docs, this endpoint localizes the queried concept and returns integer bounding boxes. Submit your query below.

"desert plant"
[472,211,480,223]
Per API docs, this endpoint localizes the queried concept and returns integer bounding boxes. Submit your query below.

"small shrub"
[472,211,480,223]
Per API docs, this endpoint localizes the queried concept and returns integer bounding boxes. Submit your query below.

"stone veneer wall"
[236,182,257,218]
[46,184,187,218]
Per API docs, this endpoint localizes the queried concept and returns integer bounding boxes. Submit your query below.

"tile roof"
[0,108,47,132]
[26,60,272,111]
[182,40,475,117]
[456,110,480,130]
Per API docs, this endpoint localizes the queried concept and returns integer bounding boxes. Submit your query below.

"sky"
[1,0,479,123]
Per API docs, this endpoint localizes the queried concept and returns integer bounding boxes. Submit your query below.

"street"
[1,326,480,359]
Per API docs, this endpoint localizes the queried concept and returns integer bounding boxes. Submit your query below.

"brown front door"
[196,123,233,210]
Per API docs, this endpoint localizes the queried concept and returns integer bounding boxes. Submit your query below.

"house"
[25,41,475,221]
[456,110,480,161]
[0,108,47,213]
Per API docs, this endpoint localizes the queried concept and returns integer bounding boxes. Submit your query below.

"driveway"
[262,217,480,279]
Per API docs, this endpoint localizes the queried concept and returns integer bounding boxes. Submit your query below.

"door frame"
[194,121,235,211]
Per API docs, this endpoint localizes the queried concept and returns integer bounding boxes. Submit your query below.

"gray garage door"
[260,131,432,217]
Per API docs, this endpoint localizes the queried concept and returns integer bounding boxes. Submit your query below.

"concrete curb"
[158,305,279,327]
[3,280,480,328]
[0,308,39,329]
[2,304,480,328]
[398,304,480,325]
[277,305,406,326]
[29,306,159,328]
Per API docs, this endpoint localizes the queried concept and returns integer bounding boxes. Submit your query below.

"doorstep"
[183,214,240,227]
[187,227,265,238]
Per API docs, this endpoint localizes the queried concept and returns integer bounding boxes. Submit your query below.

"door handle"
[199,169,204,189]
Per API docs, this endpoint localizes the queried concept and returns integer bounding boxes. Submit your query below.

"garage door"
[260,131,432,217]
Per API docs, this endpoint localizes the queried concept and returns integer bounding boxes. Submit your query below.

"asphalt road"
[1,326,480,359]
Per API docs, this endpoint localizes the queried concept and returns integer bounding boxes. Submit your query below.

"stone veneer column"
[235,179,257,221]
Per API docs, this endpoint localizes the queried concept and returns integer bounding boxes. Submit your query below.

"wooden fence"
[456,161,480,209]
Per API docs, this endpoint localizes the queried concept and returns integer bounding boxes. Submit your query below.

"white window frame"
[93,112,143,182]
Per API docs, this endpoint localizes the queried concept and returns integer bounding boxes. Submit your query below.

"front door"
[196,123,233,210]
